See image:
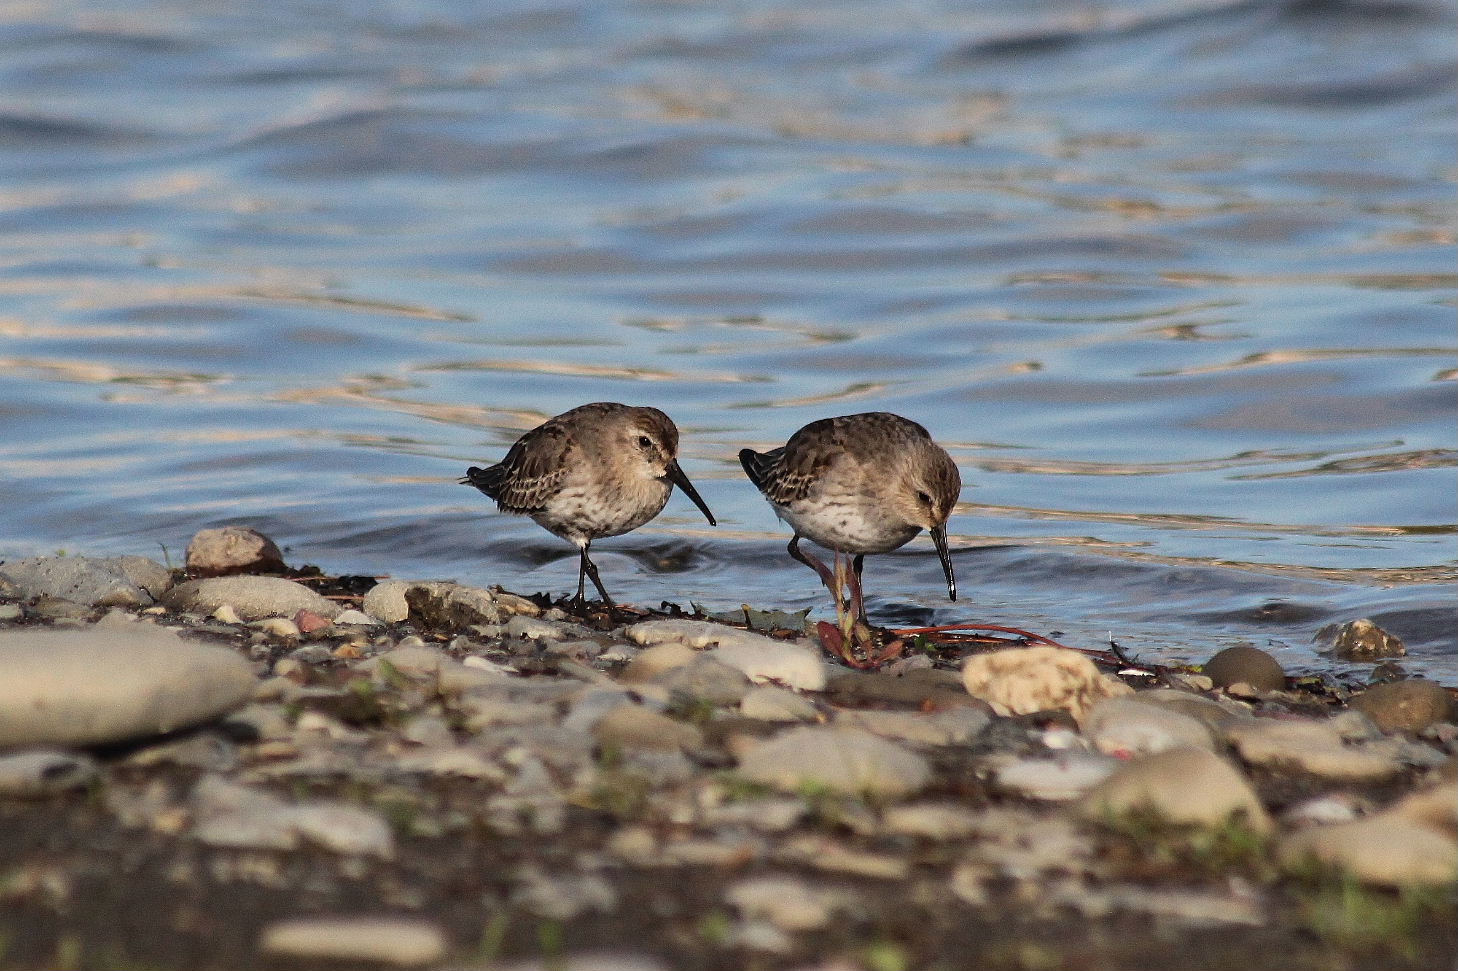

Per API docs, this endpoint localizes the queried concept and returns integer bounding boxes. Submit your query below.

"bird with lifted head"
[462,402,717,611]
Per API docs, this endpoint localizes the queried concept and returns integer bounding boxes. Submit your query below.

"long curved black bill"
[931,522,957,601]
[666,460,717,526]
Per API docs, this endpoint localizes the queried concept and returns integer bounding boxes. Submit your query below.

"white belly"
[532,480,671,543]
[778,497,920,555]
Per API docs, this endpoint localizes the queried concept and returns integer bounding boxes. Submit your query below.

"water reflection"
[0,0,1451,678]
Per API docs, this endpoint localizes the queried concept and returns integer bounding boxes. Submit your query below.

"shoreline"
[0,538,1454,970]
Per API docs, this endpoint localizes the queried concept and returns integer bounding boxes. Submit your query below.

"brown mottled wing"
[741,413,929,507]
[461,420,575,513]
[738,446,782,495]
[739,419,841,506]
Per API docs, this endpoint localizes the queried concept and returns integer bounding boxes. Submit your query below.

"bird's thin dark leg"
[573,545,589,608]
[580,543,615,608]
[788,535,838,591]
[850,554,866,623]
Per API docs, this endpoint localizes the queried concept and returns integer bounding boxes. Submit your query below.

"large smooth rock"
[708,637,827,692]
[0,555,171,608]
[184,527,286,577]
[1280,817,1457,886]
[627,618,828,690]
[162,576,341,621]
[0,628,257,747]
[1224,718,1400,781]
[621,642,697,683]
[1123,688,1253,731]
[625,618,736,647]
[735,726,930,798]
[962,646,1131,720]
[653,656,753,706]
[592,704,704,753]
[827,668,978,710]
[1078,747,1271,832]
[1384,783,1458,840]
[1082,696,1215,757]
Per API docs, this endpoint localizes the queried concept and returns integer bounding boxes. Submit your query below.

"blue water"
[1,0,1454,679]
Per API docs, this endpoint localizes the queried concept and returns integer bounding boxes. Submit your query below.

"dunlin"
[461,402,717,609]
[739,412,960,618]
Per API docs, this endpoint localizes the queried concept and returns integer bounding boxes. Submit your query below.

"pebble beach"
[0,529,1453,970]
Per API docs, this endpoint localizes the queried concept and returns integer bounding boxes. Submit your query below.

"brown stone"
[1349,679,1454,734]
[185,527,286,577]
[1202,646,1284,693]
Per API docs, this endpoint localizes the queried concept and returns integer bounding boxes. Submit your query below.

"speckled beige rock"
[962,646,1131,719]
[184,526,285,577]
[1326,618,1407,661]
[0,555,171,608]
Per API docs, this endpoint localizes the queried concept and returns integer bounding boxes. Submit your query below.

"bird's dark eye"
[637,435,654,450]
[917,491,932,506]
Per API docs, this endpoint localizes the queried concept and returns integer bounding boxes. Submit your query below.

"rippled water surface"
[2,0,1454,677]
